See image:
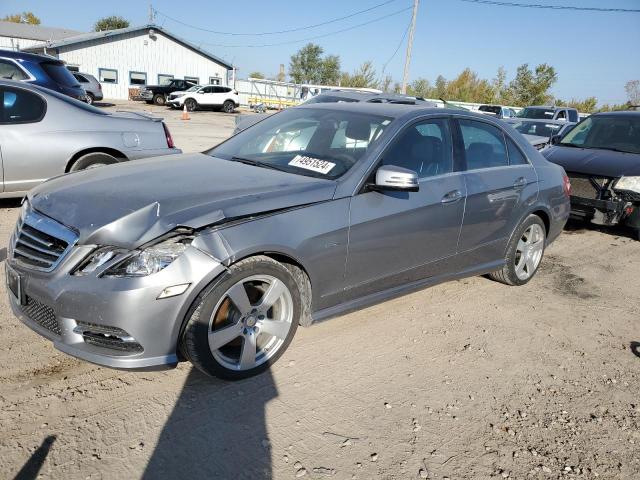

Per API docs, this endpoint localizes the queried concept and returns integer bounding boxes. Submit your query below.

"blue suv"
[0,50,85,100]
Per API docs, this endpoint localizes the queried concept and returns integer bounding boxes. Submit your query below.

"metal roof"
[0,20,82,41]
[26,24,233,70]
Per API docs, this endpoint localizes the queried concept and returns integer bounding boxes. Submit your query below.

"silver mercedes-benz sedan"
[0,80,180,198]
[7,103,571,380]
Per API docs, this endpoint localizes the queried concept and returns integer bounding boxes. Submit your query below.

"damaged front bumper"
[569,195,633,226]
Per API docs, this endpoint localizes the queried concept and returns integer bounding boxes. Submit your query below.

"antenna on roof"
[149,4,156,24]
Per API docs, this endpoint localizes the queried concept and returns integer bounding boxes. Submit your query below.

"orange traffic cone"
[181,103,190,121]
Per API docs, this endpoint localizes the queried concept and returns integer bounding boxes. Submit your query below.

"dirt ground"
[0,104,639,480]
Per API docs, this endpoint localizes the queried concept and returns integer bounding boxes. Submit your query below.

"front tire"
[489,214,546,286]
[181,256,301,380]
[185,98,197,112]
[85,92,95,105]
[70,152,118,171]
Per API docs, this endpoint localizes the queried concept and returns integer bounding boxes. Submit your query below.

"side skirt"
[310,259,504,324]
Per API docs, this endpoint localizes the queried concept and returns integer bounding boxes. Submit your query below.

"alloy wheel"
[208,275,294,371]
[514,223,544,280]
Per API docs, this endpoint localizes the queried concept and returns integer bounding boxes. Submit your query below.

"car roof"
[592,110,640,117]
[310,90,431,104]
[0,48,62,63]
[296,101,491,120]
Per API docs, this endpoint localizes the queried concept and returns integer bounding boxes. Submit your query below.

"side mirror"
[372,165,419,192]
[550,134,561,145]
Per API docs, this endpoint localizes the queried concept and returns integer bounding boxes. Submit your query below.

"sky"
[2,0,639,105]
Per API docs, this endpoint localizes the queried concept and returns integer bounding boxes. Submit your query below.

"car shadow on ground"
[563,218,637,241]
[142,367,277,479]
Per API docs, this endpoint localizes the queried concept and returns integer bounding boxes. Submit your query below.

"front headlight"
[105,237,192,277]
[74,236,192,277]
[614,176,640,193]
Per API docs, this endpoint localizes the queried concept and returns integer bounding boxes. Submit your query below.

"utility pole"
[401,0,419,94]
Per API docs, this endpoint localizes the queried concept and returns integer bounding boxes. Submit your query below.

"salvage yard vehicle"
[0,49,86,101]
[0,80,180,197]
[137,78,197,106]
[7,103,570,380]
[166,84,239,113]
[514,106,579,123]
[510,119,575,150]
[72,72,103,105]
[543,111,640,239]
[477,104,517,119]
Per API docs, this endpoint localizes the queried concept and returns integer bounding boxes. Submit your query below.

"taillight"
[162,122,175,149]
[562,174,571,197]
[98,83,102,90]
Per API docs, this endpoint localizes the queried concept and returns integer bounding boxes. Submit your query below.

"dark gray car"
[72,72,103,105]
[7,103,570,380]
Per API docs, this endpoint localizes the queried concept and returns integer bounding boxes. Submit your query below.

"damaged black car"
[543,111,640,239]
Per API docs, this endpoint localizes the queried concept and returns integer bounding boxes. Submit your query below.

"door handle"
[441,190,463,204]
[513,177,527,189]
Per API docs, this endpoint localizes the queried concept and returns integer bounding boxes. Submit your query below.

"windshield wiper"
[230,156,286,172]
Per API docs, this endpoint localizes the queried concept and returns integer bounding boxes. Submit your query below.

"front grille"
[23,296,60,336]
[12,205,78,272]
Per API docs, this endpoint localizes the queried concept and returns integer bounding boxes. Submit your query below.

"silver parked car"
[0,80,180,197]
[7,103,571,380]
[72,72,103,105]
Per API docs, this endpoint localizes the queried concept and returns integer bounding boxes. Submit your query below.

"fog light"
[157,283,191,299]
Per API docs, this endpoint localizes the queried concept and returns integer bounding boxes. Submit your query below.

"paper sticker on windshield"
[289,155,335,174]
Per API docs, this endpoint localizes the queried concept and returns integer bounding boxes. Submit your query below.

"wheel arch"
[66,147,128,172]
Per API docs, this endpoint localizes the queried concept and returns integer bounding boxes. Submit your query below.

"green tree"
[2,11,41,24]
[380,75,394,93]
[507,63,557,106]
[555,97,598,113]
[407,78,434,98]
[625,80,640,105]
[249,71,265,79]
[93,16,129,32]
[340,61,378,89]
[289,43,340,85]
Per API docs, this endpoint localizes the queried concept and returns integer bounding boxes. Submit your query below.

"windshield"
[186,86,200,92]
[560,115,640,154]
[517,107,556,119]
[208,108,392,179]
[512,120,563,138]
[40,62,81,88]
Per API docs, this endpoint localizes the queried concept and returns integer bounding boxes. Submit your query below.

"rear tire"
[153,94,166,106]
[222,100,235,113]
[85,92,95,105]
[181,256,302,380]
[489,214,546,286]
[70,152,119,171]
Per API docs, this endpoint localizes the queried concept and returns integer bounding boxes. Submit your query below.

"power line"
[380,18,411,80]
[154,0,403,36]
[458,0,640,13]
[198,6,413,48]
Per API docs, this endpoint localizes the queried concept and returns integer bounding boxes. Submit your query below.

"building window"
[129,71,147,85]
[209,76,221,85]
[99,68,118,84]
[184,76,199,85]
[158,74,174,85]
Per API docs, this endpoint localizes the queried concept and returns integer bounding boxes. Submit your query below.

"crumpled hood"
[29,154,336,249]
[543,145,640,177]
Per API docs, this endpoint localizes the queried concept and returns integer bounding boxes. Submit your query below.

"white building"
[25,24,234,100]
[0,20,81,50]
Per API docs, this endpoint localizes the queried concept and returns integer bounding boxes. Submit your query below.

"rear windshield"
[41,62,81,88]
[512,121,563,138]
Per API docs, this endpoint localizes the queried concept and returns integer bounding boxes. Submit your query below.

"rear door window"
[458,119,509,170]
[506,137,529,165]
[568,110,578,122]
[0,87,46,124]
[0,60,29,81]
